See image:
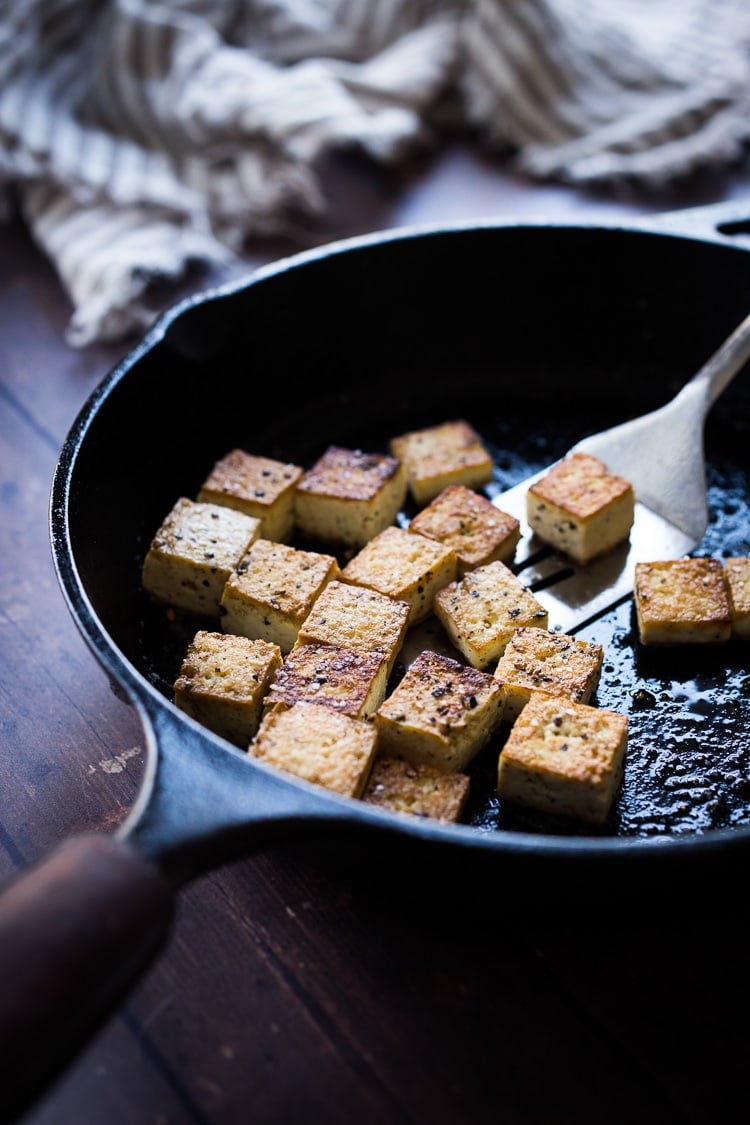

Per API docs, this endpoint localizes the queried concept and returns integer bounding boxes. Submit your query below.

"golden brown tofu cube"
[341,525,457,625]
[142,497,261,617]
[295,580,410,679]
[263,643,388,719]
[197,449,303,542]
[409,484,520,575]
[433,560,548,670]
[173,630,282,747]
[221,538,340,654]
[634,558,731,645]
[362,755,470,824]
[493,626,604,721]
[724,558,750,638]
[374,649,503,772]
[294,445,407,548]
[390,419,494,505]
[497,693,628,825]
[249,701,377,798]
[526,452,635,565]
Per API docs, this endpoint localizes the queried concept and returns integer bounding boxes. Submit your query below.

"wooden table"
[3,144,750,1125]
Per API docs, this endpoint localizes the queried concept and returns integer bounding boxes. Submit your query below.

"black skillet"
[3,200,750,1119]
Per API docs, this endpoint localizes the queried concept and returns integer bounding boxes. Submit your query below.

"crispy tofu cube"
[221,538,340,654]
[173,630,282,747]
[526,452,635,564]
[390,419,494,505]
[142,497,261,616]
[294,445,407,548]
[341,525,457,625]
[197,448,303,542]
[493,626,604,721]
[263,643,388,719]
[497,693,628,825]
[374,649,503,771]
[249,701,377,798]
[295,580,410,679]
[361,755,470,824]
[724,558,750,638]
[634,558,731,645]
[433,560,548,670]
[409,484,520,575]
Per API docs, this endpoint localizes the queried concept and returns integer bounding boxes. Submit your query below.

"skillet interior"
[65,222,750,845]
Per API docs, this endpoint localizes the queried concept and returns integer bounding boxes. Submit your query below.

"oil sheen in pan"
[135,448,750,843]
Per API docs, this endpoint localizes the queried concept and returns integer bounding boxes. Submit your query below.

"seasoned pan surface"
[63,220,750,848]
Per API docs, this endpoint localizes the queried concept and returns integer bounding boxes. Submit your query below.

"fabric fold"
[2,0,750,346]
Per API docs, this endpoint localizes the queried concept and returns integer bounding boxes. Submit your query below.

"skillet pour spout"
[4,199,750,1121]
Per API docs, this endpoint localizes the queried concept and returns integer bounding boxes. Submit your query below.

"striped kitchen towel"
[2,0,750,347]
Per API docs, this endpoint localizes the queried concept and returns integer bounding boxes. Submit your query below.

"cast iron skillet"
[3,200,750,1118]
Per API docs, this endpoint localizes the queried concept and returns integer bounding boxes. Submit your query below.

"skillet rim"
[49,214,750,866]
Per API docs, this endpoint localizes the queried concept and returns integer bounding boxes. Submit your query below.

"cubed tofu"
[390,419,494,505]
[295,580,410,679]
[493,626,604,721]
[433,560,548,670]
[142,497,261,617]
[633,558,731,645]
[526,452,635,565]
[341,525,457,625]
[197,448,303,542]
[173,630,282,747]
[409,484,521,575]
[221,538,340,654]
[294,445,407,548]
[361,755,470,824]
[724,558,750,637]
[263,643,388,719]
[497,693,628,825]
[374,649,503,771]
[249,701,377,798]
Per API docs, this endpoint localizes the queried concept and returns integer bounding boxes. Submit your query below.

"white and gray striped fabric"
[2,0,750,347]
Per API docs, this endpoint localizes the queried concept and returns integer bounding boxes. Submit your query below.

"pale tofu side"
[362,755,470,823]
[295,580,410,679]
[221,538,340,654]
[409,484,521,574]
[433,560,548,670]
[197,448,303,542]
[390,419,494,505]
[249,700,378,798]
[374,649,503,772]
[634,558,732,645]
[526,452,635,564]
[493,626,604,721]
[262,643,389,719]
[294,445,407,548]
[142,497,261,616]
[173,630,282,747]
[724,558,750,637]
[497,693,628,825]
[340,525,457,625]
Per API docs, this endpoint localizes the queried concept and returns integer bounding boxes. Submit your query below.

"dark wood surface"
[3,144,750,1125]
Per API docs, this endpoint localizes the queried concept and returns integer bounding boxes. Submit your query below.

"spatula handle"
[0,832,174,1122]
[690,308,750,403]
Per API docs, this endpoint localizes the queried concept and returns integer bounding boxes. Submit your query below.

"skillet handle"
[0,832,174,1123]
[641,199,750,241]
